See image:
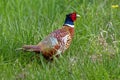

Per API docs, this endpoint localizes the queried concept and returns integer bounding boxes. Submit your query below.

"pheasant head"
[63,12,80,27]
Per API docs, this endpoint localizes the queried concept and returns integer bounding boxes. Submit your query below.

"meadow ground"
[0,0,120,80]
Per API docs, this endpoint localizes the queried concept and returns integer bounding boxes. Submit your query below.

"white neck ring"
[64,24,74,28]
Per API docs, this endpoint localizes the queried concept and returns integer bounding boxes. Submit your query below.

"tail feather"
[23,45,40,52]
[15,48,23,51]
[16,45,41,53]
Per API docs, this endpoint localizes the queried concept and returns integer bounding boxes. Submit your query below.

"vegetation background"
[0,0,120,80]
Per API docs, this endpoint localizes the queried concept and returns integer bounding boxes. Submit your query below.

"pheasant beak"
[76,14,80,18]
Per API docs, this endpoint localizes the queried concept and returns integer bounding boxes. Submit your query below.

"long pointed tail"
[16,45,41,52]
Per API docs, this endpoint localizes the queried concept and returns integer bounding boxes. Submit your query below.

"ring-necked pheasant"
[18,12,80,60]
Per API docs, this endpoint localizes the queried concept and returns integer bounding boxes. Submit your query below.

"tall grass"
[0,0,120,80]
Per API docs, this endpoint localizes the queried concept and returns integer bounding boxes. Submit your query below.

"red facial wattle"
[70,12,77,22]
